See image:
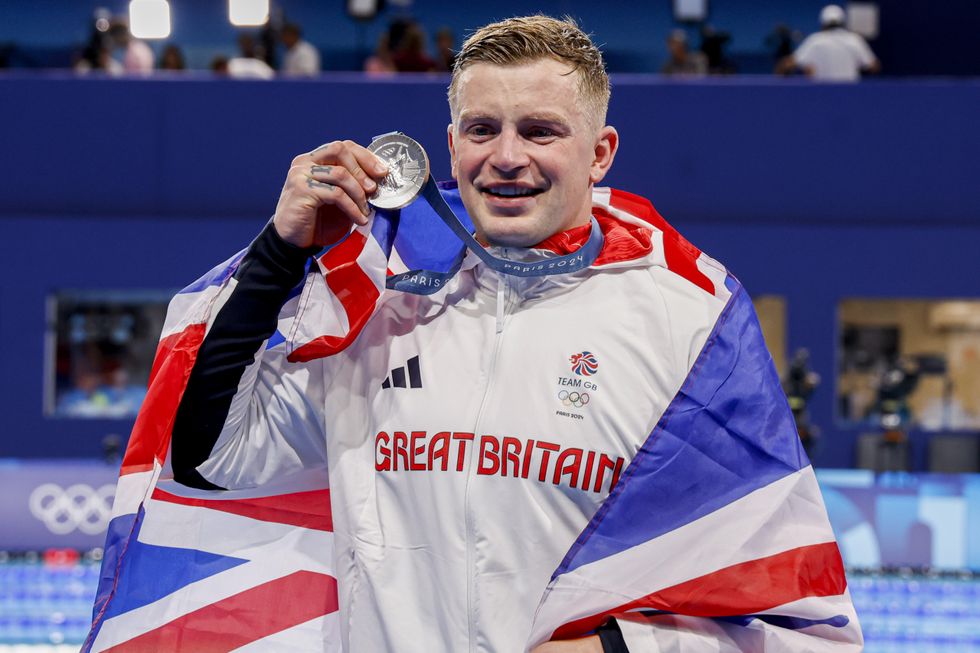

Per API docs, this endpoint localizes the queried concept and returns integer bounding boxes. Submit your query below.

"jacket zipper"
[464,272,514,652]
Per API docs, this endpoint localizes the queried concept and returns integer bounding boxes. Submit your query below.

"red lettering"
[610,457,625,491]
[593,453,616,493]
[580,450,596,490]
[393,431,410,471]
[428,431,451,472]
[375,429,627,494]
[536,441,560,483]
[375,431,391,472]
[501,437,522,477]
[553,448,583,487]
[453,432,474,472]
[521,439,535,479]
[477,435,500,475]
[410,431,427,471]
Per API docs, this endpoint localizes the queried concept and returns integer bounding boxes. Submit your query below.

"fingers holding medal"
[273,139,389,248]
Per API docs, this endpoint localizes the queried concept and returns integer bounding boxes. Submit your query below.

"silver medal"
[367,132,430,210]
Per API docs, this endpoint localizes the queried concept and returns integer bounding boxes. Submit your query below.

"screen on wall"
[45,291,172,418]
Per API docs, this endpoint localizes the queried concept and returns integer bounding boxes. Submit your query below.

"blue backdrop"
[1,74,978,468]
[3,0,980,75]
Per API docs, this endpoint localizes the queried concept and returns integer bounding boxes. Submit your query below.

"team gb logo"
[569,351,599,376]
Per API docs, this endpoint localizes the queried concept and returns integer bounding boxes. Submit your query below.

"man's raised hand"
[272,140,389,248]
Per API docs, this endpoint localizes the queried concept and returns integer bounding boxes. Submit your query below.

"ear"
[589,126,619,185]
[447,123,458,180]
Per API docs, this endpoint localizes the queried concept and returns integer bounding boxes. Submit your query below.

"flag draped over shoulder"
[82,249,342,653]
[85,185,861,652]
[527,276,860,650]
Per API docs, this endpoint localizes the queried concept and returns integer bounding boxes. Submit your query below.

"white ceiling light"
[129,0,171,39]
[229,0,270,27]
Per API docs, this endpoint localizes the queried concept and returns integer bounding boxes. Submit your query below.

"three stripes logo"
[382,355,423,389]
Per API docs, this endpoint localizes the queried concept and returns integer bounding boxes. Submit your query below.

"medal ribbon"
[385,177,604,295]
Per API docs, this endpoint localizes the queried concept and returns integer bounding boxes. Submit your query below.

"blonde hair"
[448,15,610,130]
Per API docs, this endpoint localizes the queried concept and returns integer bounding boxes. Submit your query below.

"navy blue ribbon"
[386,177,604,295]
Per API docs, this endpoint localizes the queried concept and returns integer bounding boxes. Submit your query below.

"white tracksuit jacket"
[170,188,858,652]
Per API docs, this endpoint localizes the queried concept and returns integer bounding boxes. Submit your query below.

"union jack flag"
[82,247,343,653]
[86,185,861,651]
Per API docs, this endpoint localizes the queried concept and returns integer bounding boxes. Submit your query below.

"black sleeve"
[598,619,629,653]
[170,222,320,490]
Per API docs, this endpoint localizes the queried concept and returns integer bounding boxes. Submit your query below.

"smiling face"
[448,58,618,247]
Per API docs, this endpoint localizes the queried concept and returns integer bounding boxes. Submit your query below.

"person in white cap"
[777,4,880,81]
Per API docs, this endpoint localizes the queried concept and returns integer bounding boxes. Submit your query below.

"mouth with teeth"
[480,185,545,199]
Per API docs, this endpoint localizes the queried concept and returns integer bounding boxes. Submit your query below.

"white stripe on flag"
[230,612,343,653]
[160,285,222,339]
[92,564,330,651]
[92,502,335,651]
[696,253,732,302]
[529,466,836,645]
[138,497,335,564]
[110,467,159,518]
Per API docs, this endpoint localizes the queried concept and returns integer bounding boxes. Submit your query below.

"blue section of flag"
[83,505,248,652]
[370,204,399,259]
[555,279,808,577]
[100,519,247,620]
[389,182,472,272]
[720,614,851,630]
[626,611,849,631]
[83,511,141,652]
[180,249,246,294]
[267,329,286,349]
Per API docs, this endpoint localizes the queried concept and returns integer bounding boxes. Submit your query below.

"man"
[108,19,154,75]
[226,33,275,80]
[778,5,880,81]
[88,16,861,653]
[281,22,321,76]
[660,29,707,76]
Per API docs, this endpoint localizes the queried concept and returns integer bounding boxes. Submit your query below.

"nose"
[487,128,530,175]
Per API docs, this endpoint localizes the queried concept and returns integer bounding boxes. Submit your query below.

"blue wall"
[3,0,980,75]
[1,74,978,468]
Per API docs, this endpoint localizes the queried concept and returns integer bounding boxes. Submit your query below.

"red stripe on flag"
[101,570,338,653]
[121,324,207,475]
[151,487,333,532]
[607,189,715,295]
[551,542,846,640]
[288,231,381,362]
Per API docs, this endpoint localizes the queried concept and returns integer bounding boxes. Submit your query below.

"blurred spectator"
[364,33,396,74]
[108,19,154,74]
[259,7,284,70]
[228,33,275,79]
[281,23,320,76]
[661,29,707,76]
[211,56,230,75]
[386,18,412,54]
[764,23,801,69]
[391,22,436,72]
[58,364,145,418]
[777,5,880,81]
[699,25,735,74]
[435,27,456,72]
[159,44,186,71]
[74,29,122,75]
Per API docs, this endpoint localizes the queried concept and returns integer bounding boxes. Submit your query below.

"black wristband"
[597,619,629,653]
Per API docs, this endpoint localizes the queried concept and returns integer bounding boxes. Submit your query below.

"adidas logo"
[382,355,422,389]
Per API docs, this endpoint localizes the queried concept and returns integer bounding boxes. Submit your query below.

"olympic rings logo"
[28,483,115,535]
[558,390,590,408]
